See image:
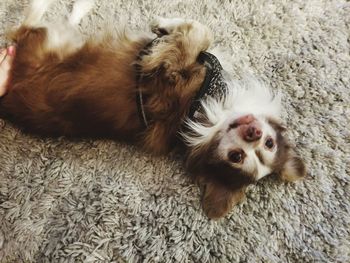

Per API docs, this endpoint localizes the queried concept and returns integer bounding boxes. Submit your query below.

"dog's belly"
[0,45,143,140]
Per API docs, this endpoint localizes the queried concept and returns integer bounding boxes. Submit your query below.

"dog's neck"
[134,38,161,127]
[134,39,227,129]
[187,52,228,120]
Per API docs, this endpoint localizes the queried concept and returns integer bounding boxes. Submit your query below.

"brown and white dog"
[0,0,306,219]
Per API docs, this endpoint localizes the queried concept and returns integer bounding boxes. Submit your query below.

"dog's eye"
[265,137,274,149]
[228,150,243,163]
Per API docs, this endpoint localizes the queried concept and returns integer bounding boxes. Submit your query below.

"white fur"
[69,0,95,26]
[47,1,94,58]
[182,76,282,149]
[22,0,94,57]
[152,17,206,35]
[23,0,55,27]
[152,17,190,32]
[245,148,272,180]
[46,0,94,53]
[254,156,272,180]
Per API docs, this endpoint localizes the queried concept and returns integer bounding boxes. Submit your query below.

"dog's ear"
[279,148,306,182]
[269,120,307,182]
[189,157,252,219]
[200,180,246,220]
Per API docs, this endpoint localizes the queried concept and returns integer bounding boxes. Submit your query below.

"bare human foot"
[0,45,15,97]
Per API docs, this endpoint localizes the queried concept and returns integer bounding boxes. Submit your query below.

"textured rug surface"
[0,0,349,262]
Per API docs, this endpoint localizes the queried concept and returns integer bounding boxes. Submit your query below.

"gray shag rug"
[0,0,349,262]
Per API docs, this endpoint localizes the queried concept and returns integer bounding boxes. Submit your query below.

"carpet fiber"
[0,0,349,262]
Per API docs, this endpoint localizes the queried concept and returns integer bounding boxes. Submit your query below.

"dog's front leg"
[150,17,213,54]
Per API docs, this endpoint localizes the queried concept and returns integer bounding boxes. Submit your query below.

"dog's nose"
[243,125,262,142]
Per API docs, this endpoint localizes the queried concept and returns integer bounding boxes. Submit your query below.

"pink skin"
[232,114,263,142]
[0,46,15,97]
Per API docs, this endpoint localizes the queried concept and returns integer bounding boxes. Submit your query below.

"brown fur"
[0,23,208,152]
[269,119,306,182]
[200,180,247,220]
[186,133,255,218]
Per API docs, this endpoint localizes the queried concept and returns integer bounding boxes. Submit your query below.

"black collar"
[135,39,227,128]
[187,51,228,120]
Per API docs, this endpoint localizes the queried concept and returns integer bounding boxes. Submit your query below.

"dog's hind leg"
[13,0,95,60]
[23,0,56,27]
[6,0,94,81]
[69,0,95,26]
[0,0,94,98]
[44,0,95,59]
[9,0,55,55]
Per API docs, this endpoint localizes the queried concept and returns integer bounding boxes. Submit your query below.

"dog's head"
[183,78,306,219]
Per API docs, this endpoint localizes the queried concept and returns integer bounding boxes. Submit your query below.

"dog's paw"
[150,17,189,36]
[150,17,167,36]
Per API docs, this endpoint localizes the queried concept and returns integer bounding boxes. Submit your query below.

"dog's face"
[216,114,285,181]
[189,113,302,179]
[184,79,306,219]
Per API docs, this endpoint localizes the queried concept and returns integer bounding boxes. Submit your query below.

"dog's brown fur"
[1,23,210,154]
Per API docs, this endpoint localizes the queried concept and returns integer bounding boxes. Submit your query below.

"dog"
[0,0,306,219]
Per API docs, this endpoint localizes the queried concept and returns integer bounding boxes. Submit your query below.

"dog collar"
[135,39,227,128]
[134,38,160,128]
[187,51,228,120]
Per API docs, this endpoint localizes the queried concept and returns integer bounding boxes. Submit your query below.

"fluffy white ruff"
[182,76,282,149]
